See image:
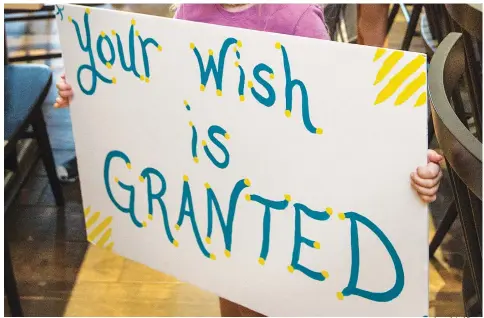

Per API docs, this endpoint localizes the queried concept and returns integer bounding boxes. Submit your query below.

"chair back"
[429,32,482,313]
[446,4,482,140]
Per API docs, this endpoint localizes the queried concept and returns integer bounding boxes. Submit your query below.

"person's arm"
[357,4,390,47]
[293,5,330,40]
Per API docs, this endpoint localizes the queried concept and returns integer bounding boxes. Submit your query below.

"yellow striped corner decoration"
[373,49,427,107]
[373,47,387,62]
[84,206,114,251]
[373,51,404,85]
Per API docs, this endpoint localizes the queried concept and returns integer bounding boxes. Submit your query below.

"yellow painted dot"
[337,292,344,300]
[114,177,119,183]
[313,241,321,249]
[322,270,329,278]
[338,213,346,220]
[204,182,211,189]
[248,81,253,88]
[216,89,222,96]
[100,31,106,37]
[68,16,72,22]
[126,162,131,170]
[193,157,199,163]
[224,133,230,140]
[200,84,205,91]
[140,75,145,81]
[183,175,189,182]
[258,257,265,265]
[284,194,291,202]
[210,253,216,260]
[189,121,193,127]
[131,18,136,25]
[202,140,207,147]
[111,30,116,36]
[234,61,239,67]
[139,175,144,183]
[112,77,117,84]
[205,237,211,244]
[85,8,91,14]
[244,179,251,186]
[184,100,188,106]
[275,42,281,49]
[106,62,112,69]
[233,47,238,53]
[142,221,147,227]
[285,110,291,118]
[157,45,162,52]
[190,42,195,49]
[237,40,242,48]
[245,194,251,201]
[145,77,150,83]
[326,207,333,215]
[316,128,323,135]
[173,239,179,247]
[148,214,153,221]
[175,224,180,231]
[135,30,140,37]
[239,95,245,102]
[208,49,214,55]
[287,265,294,273]
[224,250,231,258]
[270,73,274,79]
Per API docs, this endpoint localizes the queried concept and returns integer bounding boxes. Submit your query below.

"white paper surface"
[56,4,429,316]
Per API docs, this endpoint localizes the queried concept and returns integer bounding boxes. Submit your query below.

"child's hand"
[54,73,74,108]
[411,150,443,203]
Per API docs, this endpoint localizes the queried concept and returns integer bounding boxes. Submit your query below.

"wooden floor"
[5,4,466,316]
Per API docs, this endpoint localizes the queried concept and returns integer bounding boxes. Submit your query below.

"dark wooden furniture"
[4,64,65,317]
[429,32,482,316]
[4,4,62,63]
[4,4,103,63]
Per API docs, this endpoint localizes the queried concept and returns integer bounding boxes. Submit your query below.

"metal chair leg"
[4,238,24,316]
[401,4,423,50]
[387,4,400,35]
[429,201,458,257]
[31,107,65,206]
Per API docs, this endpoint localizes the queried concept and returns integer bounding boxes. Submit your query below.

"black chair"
[428,4,482,257]
[429,32,482,316]
[446,4,482,140]
[4,64,65,317]
[386,4,424,51]
[4,4,103,63]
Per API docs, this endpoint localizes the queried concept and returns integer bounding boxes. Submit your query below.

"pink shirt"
[174,4,330,40]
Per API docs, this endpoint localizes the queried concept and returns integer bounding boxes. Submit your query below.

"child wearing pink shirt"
[55,4,443,317]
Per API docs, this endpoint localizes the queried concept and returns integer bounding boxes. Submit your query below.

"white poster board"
[56,4,429,316]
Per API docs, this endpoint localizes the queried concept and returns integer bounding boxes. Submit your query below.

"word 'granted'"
[104,150,405,303]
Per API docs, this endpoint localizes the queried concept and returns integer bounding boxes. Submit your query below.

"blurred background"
[4,3,482,317]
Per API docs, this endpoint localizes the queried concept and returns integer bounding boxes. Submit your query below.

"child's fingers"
[56,82,72,91]
[427,149,443,164]
[411,169,442,188]
[416,162,441,179]
[411,179,440,196]
[58,88,74,98]
[419,194,437,203]
[54,97,70,108]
